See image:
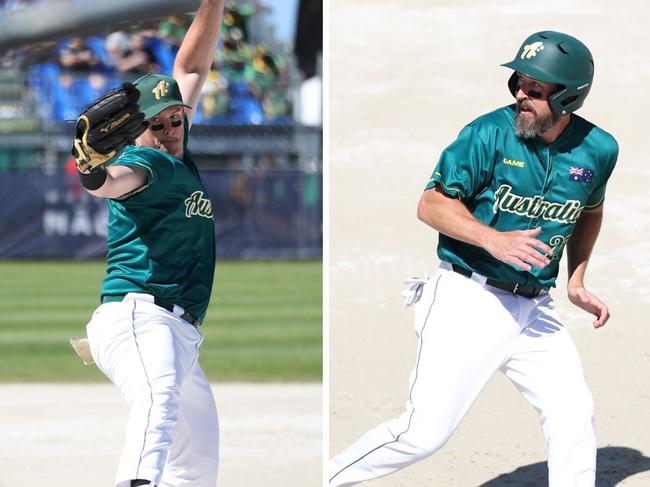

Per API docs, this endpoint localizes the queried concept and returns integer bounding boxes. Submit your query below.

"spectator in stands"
[86,71,109,96]
[130,33,160,71]
[262,89,291,121]
[244,44,290,121]
[201,66,230,118]
[105,31,160,75]
[244,44,279,96]
[158,14,192,49]
[222,0,270,42]
[58,37,100,72]
[104,32,130,68]
[214,27,251,83]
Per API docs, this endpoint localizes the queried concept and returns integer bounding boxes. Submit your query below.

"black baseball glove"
[71,82,147,172]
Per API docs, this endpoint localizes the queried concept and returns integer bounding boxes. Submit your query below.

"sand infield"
[0,383,321,486]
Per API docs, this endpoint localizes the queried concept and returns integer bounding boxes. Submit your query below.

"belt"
[102,294,198,326]
[450,264,544,299]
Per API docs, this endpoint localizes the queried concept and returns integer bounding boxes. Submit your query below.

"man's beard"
[515,102,559,139]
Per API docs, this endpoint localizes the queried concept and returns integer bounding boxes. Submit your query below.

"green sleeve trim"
[585,202,603,209]
[426,173,464,198]
[584,194,605,209]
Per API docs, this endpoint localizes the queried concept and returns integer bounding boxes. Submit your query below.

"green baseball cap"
[134,73,192,119]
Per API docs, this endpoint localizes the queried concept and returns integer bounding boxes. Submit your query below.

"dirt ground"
[329,0,650,485]
[0,383,321,486]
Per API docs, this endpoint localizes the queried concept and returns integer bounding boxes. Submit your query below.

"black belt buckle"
[451,264,542,298]
[486,279,542,298]
[513,283,542,298]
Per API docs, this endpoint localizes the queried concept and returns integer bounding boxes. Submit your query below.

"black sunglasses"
[522,88,544,99]
[515,74,545,100]
[150,119,183,131]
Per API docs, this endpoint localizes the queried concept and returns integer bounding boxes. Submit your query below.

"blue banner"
[0,171,322,259]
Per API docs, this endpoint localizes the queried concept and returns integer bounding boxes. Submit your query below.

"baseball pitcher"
[329,31,618,487]
[71,1,225,486]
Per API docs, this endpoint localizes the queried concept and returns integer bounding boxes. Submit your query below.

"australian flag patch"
[569,166,594,183]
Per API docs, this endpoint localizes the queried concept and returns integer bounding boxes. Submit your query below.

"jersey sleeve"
[584,137,619,209]
[424,125,493,201]
[108,147,175,203]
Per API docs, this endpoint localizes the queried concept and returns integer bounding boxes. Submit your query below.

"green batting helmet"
[502,31,594,116]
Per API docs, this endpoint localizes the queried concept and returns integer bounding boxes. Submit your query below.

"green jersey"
[100,143,216,324]
[426,105,618,289]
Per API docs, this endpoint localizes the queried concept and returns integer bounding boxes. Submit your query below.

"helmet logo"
[520,42,544,59]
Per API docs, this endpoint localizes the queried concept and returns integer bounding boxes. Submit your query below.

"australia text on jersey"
[184,191,214,219]
[493,184,583,224]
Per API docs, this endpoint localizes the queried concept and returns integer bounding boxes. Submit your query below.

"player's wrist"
[78,166,108,190]
[567,265,587,290]
[477,226,499,253]
[567,281,585,291]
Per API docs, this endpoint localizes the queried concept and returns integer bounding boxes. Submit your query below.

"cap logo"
[152,80,170,100]
[520,42,544,59]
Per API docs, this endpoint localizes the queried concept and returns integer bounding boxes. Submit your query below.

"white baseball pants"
[86,293,219,487]
[329,263,596,487]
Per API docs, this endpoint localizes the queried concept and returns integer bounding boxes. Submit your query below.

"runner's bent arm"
[417,186,552,272]
[566,206,602,287]
[565,206,609,327]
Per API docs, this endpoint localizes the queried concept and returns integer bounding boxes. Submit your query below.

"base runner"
[329,31,618,487]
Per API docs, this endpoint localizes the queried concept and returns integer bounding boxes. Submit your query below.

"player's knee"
[401,428,451,459]
[148,381,183,415]
[407,440,445,460]
[127,386,183,438]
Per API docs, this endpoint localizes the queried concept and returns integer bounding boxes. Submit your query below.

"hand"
[483,226,552,272]
[567,285,610,328]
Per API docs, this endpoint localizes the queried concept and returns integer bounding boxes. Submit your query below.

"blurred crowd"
[0,0,41,15]
[26,1,293,125]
